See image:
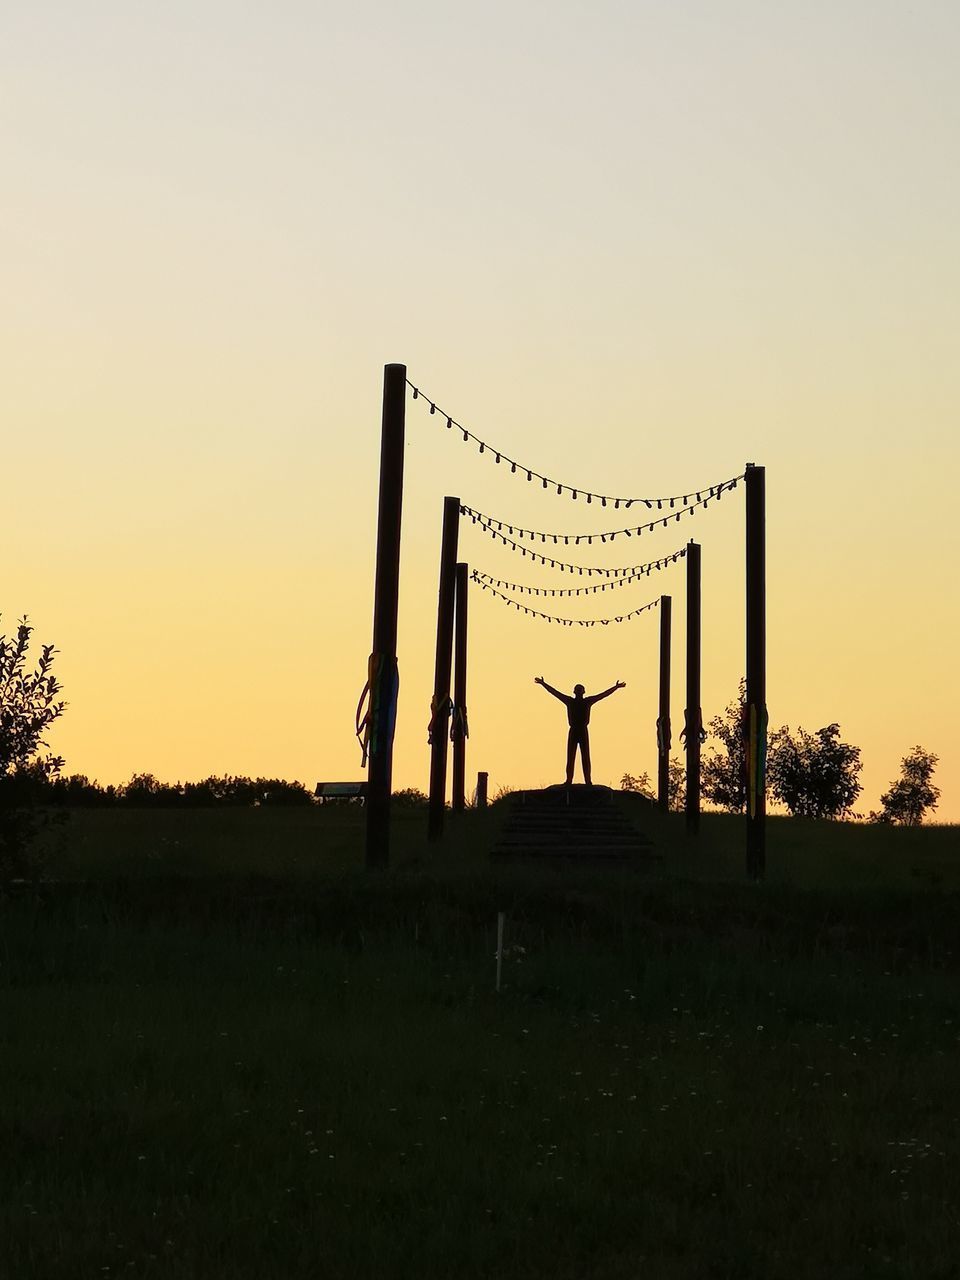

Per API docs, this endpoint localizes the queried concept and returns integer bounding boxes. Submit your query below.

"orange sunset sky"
[4,2,959,818]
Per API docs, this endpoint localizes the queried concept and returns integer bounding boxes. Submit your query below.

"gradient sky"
[4,1,959,818]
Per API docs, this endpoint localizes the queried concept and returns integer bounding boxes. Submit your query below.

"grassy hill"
[3,804,958,1278]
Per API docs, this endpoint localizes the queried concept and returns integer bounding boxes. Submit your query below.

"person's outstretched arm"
[587,680,626,704]
[534,676,567,702]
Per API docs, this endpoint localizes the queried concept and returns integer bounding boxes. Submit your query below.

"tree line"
[28,771,315,807]
[622,681,941,826]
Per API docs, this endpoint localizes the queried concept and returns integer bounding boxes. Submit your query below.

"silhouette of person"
[534,677,626,786]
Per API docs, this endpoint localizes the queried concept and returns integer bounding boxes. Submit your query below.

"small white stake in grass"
[496,912,505,993]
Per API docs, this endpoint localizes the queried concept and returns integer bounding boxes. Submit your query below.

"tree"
[620,764,683,809]
[0,616,67,877]
[255,778,313,806]
[120,773,178,806]
[667,758,685,813]
[701,680,747,813]
[392,787,429,808]
[767,723,862,819]
[620,772,654,799]
[46,774,117,806]
[872,747,940,825]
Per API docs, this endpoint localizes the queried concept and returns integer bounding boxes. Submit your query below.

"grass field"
[40,798,960,891]
[3,803,959,1278]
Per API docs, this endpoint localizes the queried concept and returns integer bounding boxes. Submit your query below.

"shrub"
[767,724,862,819]
[871,747,940,826]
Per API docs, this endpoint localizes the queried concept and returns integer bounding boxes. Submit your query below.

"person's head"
[573,683,585,698]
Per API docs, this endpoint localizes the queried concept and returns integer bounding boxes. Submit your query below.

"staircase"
[491,785,659,865]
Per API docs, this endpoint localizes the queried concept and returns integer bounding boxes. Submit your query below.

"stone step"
[497,833,649,846]
[491,784,655,866]
[492,847,662,863]
[504,814,638,828]
[506,819,634,829]
[496,846,652,857]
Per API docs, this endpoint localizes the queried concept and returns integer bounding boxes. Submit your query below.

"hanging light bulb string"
[470,545,685,594]
[408,378,741,510]
[460,477,741,553]
[474,579,662,627]
[461,511,692,577]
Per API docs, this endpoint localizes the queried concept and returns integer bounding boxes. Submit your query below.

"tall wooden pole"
[365,363,406,870]
[427,497,460,840]
[745,464,766,880]
[685,542,701,835]
[451,562,469,813]
[657,594,672,812]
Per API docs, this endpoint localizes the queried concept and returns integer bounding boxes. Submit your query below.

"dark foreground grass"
[44,799,960,893]
[3,809,960,1278]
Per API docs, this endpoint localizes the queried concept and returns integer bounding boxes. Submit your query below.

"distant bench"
[315,782,367,805]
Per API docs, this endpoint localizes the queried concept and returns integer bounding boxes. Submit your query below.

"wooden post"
[745,464,766,880]
[657,594,672,812]
[476,772,488,809]
[365,363,406,870]
[685,541,701,835]
[427,496,460,840]
[451,562,469,812]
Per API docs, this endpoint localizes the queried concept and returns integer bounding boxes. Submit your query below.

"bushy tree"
[254,778,313,806]
[46,774,118,806]
[0,616,67,878]
[701,680,747,813]
[392,787,429,808]
[120,773,179,806]
[872,747,940,825]
[180,776,265,806]
[767,723,862,819]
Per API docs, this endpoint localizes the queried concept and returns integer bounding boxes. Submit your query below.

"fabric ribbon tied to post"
[355,653,400,767]
[656,715,672,754]
[679,708,707,746]
[427,695,455,745]
[449,702,469,742]
[744,703,768,818]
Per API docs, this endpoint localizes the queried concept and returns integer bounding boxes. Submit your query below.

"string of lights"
[460,479,739,552]
[463,519,691,581]
[474,578,662,627]
[409,378,740,509]
[470,545,685,594]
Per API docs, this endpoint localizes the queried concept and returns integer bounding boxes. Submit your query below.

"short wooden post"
[657,594,672,812]
[476,771,488,809]
[745,464,766,880]
[427,496,460,840]
[685,541,701,835]
[451,562,469,812]
[365,363,406,870]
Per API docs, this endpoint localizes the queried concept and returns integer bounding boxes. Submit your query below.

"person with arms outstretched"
[535,677,626,786]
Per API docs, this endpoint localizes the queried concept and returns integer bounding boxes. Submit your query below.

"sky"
[3,0,959,818]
